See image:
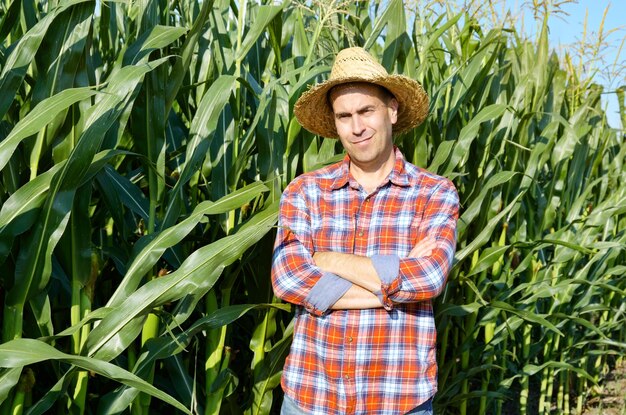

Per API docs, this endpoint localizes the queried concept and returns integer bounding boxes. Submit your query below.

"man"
[271,47,459,415]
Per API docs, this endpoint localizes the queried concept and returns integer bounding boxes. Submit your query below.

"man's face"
[330,83,398,171]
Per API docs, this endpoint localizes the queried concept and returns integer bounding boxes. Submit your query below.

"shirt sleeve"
[372,179,459,305]
[271,183,350,315]
[305,272,352,313]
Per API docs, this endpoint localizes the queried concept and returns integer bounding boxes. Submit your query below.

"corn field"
[0,0,624,414]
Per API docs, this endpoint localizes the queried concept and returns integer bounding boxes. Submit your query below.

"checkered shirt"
[271,147,459,415]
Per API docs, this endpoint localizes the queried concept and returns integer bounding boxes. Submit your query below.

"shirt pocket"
[313,212,355,253]
[369,209,419,256]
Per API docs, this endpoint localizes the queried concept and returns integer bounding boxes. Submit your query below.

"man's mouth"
[352,136,372,145]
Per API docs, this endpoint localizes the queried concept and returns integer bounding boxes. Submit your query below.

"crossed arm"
[314,236,438,310]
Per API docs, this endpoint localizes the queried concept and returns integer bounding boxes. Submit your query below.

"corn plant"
[0,0,624,414]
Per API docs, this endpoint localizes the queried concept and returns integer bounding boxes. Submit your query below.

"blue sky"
[504,0,625,129]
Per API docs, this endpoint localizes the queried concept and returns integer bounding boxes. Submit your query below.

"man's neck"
[349,154,396,194]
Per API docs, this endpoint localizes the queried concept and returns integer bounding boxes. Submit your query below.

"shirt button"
[344,374,350,380]
[358,231,364,237]
[347,336,353,343]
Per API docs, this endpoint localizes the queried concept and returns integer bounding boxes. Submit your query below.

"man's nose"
[351,115,365,135]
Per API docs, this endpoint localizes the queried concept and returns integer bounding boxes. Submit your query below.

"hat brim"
[294,75,429,139]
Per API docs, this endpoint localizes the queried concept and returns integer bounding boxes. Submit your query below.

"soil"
[582,359,626,415]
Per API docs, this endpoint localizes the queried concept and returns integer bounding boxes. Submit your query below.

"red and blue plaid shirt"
[271,147,459,414]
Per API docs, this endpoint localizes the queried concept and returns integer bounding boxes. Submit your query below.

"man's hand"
[312,251,381,293]
[331,285,383,309]
[408,235,437,258]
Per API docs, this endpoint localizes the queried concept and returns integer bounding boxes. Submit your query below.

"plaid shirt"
[271,147,459,415]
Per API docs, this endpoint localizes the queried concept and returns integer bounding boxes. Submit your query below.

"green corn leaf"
[0,0,21,43]
[85,203,278,361]
[36,308,113,342]
[444,104,508,176]
[0,164,61,263]
[162,355,199,410]
[523,361,594,383]
[101,164,151,222]
[454,191,524,265]
[30,0,93,121]
[551,105,591,166]
[445,390,511,405]
[448,32,503,121]
[0,368,22,406]
[427,141,455,174]
[465,245,510,277]
[0,0,92,120]
[160,75,239,229]
[414,13,463,80]
[97,303,290,414]
[490,301,563,337]
[57,184,93,288]
[366,0,406,70]
[436,302,483,318]
[123,25,188,66]
[107,181,269,307]
[183,76,238,180]
[235,5,284,62]
[248,328,292,415]
[165,0,216,109]
[364,0,403,51]
[291,8,309,59]
[0,87,98,172]
[0,149,126,265]
[20,373,70,415]
[457,171,519,237]
[0,338,191,414]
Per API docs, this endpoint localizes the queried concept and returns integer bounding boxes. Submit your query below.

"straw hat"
[294,47,429,139]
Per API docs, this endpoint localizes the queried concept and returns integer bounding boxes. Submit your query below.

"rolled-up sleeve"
[372,179,459,304]
[271,184,350,315]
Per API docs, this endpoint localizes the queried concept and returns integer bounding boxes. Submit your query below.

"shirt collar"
[330,146,411,190]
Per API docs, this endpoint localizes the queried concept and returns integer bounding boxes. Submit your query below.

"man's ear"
[388,98,399,124]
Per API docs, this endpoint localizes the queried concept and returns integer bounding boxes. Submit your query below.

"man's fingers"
[409,236,437,258]
[409,247,432,257]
